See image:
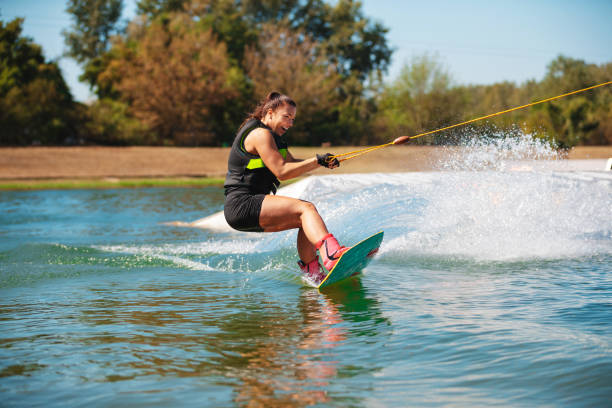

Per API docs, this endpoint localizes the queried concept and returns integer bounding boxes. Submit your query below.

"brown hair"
[241,91,296,128]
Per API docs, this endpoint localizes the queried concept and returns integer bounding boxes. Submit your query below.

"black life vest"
[224,118,289,195]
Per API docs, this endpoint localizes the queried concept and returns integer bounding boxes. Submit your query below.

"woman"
[224,91,349,284]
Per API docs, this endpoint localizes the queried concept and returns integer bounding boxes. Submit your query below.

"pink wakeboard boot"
[316,234,350,272]
[298,257,327,285]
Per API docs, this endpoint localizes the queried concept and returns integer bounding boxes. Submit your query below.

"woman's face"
[263,104,296,136]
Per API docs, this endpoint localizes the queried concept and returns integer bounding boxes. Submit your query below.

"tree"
[244,24,343,145]
[242,0,392,81]
[0,18,77,145]
[63,0,123,92]
[237,0,391,144]
[137,0,392,81]
[541,55,597,94]
[104,13,241,145]
[531,56,610,147]
[64,0,392,145]
[136,0,188,17]
[372,54,464,144]
[85,98,150,144]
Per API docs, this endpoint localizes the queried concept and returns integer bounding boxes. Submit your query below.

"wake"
[131,133,612,263]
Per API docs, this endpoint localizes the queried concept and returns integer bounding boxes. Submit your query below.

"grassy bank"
[0,177,225,191]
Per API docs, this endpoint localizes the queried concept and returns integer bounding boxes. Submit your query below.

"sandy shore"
[1,146,611,182]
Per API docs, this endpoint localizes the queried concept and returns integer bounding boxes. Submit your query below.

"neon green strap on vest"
[246,149,288,170]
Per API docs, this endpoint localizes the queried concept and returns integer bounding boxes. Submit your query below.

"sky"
[1,0,611,102]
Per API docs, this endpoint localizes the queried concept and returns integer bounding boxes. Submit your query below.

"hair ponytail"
[267,91,282,101]
[241,91,296,128]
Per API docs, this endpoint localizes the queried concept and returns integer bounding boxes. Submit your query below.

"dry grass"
[1,145,610,184]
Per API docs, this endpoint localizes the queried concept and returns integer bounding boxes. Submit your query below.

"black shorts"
[224,191,266,232]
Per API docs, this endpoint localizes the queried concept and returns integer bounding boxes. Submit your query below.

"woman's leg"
[296,227,314,264]
[259,195,328,261]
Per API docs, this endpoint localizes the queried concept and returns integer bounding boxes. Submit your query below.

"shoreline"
[1,146,610,190]
[0,177,226,191]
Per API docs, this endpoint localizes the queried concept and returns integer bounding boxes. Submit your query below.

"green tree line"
[1,0,610,147]
[373,54,612,147]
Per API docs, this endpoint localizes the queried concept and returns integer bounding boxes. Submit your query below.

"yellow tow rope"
[331,81,612,162]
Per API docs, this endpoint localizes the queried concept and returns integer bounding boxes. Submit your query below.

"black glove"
[316,153,340,168]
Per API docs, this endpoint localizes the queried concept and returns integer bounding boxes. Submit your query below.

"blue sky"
[2,0,611,102]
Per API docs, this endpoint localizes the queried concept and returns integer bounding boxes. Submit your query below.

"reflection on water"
[42,275,389,407]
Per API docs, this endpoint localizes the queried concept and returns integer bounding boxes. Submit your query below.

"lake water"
[1,143,611,407]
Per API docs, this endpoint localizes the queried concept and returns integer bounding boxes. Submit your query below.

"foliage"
[240,0,392,81]
[137,0,392,80]
[372,54,465,144]
[78,0,391,146]
[85,98,151,144]
[234,0,392,144]
[373,54,612,147]
[63,0,123,64]
[136,0,188,17]
[103,13,241,145]
[534,57,612,146]
[2,2,611,148]
[0,18,78,145]
[62,0,124,96]
[243,24,343,145]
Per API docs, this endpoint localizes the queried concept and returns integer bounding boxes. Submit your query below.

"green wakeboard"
[317,231,384,289]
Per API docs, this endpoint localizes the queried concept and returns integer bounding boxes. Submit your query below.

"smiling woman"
[223,91,348,284]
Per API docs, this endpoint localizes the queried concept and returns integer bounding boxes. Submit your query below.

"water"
[1,143,612,407]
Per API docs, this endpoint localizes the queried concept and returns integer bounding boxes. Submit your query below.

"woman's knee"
[297,200,319,216]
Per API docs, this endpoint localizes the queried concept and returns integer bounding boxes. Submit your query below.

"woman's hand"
[316,153,340,168]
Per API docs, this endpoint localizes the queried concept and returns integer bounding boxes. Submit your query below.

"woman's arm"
[245,128,333,180]
[284,150,300,163]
